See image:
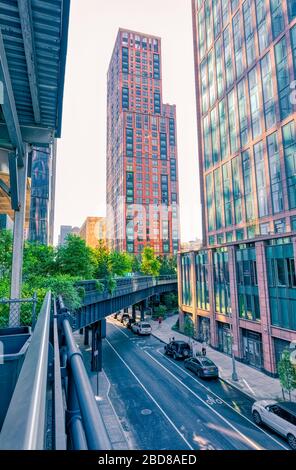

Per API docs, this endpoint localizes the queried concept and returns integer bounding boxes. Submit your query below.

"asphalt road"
[101,318,289,451]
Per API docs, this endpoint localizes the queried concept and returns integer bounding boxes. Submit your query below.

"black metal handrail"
[57,297,111,450]
[0,292,51,450]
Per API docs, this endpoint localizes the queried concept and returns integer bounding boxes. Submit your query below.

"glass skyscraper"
[192,0,296,245]
[106,29,180,255]
[177,1,296,376]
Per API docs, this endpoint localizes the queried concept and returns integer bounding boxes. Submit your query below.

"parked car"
[131,321,152,336]
[164,341,192,360]
[184,357,219,379]
[252,400,296,449]
[122,316,135,328]
[116,311,129,323]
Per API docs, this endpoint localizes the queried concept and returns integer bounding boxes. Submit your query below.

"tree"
[56,234,95,279]
[0,229,12,276]
[158,255,177,275]
[23,242,57,280]
[108,251,133,277]
[131,254,141,273]
[92,241,110,279]
[140,246,161,276]
[184,315,195,341]
[278,349,296,401]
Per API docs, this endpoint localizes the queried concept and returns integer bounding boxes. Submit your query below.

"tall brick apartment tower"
[106,29,180,256]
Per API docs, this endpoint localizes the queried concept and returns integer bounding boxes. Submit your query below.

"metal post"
[84,326,89,346]
[132,305,136,321]
[9,148,28,325]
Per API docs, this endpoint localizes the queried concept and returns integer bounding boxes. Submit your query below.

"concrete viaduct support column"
[9,148,29,325]
[91,320,105,373]
[256,241,276,375]
[293,236,296,265]
[132,305,136,321]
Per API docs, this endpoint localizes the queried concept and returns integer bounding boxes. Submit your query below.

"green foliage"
[132,255,141,273]
[23,242,57,281]
[108,251,133,277]
[172,318,180,332]
[158,255,177,275]
[184,315,195,338]
[140,246,161,276]
[94,280,105,293]
[153,304,167,319]
[278,349,296,398]
[106,276,117,294]
[56,234,95,279]
[91,241,110,279]
[162,292,178,311]
[0,229,13,276]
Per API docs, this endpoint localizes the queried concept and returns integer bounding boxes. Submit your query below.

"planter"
[0,327,31,429]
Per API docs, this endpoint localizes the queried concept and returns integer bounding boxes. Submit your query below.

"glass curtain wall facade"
[178,2,296,376]
[192,0,296,246]
[106,29,180,255]
[28,147,54,245]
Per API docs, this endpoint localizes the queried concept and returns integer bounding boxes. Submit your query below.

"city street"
[100,318,290,451]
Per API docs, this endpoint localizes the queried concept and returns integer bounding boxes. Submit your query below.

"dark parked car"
[184,357,219,379]
[116,311,129,323]
[122,316,135,329]
[164,341,192,360]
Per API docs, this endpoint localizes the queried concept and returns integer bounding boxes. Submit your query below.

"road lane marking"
[107,321,130,337]
[105,339,194,450]
[145,351,263,450]
[155,350,289,450]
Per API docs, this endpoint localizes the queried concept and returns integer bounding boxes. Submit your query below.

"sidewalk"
[74,333,132,450]
[151,314,296,402]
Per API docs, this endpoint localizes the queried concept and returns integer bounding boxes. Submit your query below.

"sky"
[54,0,202,245]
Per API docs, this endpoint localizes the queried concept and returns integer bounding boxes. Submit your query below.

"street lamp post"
[222,265,239,382]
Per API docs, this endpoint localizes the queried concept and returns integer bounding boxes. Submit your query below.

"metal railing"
[0,292,51,449]
[57,297,111,450]
[0,294,37,329]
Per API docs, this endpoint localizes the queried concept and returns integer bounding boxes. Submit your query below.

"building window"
[122,87,129,110]
[228,89,239,154]
[236,246,260,321]
[242,150,255,222]
[213,0,221,39]
[255,0,270,53]
[206,173,215,232]
[219,99,229,160]
[214,168,223,230]
[233,11,244,79]
[254,141,269,218]
[160,133,167,160]
[224,26,234,89]
[270,0,285,40]
[282,121,296,209]
[238,79,249,147]
[200,59,209,114]
[274,219,286,234]
[211,108,219,165]
[243,0,256,67]
[267,132,284,214]
[223,161,233,227]
[215,38,224,99]
[203,115,212,170]
[287,0,296,22]
[261,53,276,129]
[205,0,213,50]
[275,37,293,120]
[181,254,192,306]
[196,252,210,311]
[213,250,231,315]
[198,7,206,60]
[232,156,243,225]
[248,67,261,139]
[153,53,160,79]
[154,92,161,114]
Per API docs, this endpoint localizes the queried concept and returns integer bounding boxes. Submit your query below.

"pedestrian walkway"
[151,314,296,402]
[74,333,131,450]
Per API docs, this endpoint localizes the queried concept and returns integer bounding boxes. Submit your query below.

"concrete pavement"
[150,314,296,402]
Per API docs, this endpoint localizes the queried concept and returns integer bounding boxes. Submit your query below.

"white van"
[252,400,296,449]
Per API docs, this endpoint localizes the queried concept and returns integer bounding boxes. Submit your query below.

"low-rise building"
[79,217,106,248]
